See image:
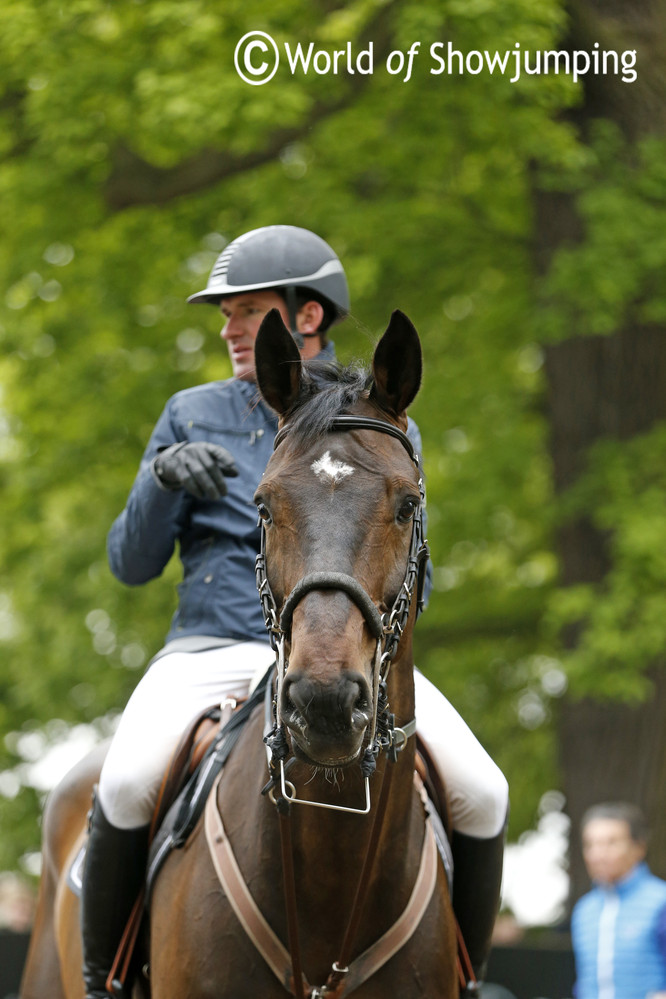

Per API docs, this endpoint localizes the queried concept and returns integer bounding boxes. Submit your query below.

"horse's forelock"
[286,361,372,446]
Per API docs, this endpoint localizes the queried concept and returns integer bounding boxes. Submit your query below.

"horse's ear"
[369,310,422,416]
[254,309,303,415]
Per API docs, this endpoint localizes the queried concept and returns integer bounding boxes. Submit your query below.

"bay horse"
[20,309,457,998]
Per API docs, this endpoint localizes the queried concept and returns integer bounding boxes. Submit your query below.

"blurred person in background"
[0,872,35,933]
[572,802,666,999]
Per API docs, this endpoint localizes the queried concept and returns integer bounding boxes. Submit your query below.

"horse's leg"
[20,743,108,999]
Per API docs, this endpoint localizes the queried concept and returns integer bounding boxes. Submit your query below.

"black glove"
[153,441,238,500]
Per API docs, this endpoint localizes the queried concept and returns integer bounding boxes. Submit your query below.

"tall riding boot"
[80,795,150,999]
[451,822,507,994]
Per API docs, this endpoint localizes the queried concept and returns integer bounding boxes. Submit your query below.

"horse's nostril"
[281,673,371,731]
[349,684,370,723]
[354,684,369,711]
[283,685,296,713]
[281,677,301,715]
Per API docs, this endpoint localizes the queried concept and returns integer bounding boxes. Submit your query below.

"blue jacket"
[572,862,666,999]
[108,351,429,646]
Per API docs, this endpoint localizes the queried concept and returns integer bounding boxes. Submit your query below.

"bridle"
[204,413,471,997]
[255,414,430,811]
[250,413,434,998]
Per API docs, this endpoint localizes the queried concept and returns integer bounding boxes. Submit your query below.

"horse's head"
[254,309,424,769]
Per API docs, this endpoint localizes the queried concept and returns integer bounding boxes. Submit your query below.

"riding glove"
[153,441,238,500]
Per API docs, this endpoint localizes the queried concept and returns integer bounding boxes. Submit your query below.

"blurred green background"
[1,0,665,913]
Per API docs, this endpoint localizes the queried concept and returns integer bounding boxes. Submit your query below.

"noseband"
[255,415,430,810]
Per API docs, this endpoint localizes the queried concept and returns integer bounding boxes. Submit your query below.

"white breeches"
[98,644,508,839]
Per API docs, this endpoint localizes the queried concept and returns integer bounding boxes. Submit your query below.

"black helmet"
[187,225,350,327]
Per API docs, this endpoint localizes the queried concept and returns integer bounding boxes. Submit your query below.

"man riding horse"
[82,225,508,998]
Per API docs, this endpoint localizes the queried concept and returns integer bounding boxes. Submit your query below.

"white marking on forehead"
[311,450,355,483]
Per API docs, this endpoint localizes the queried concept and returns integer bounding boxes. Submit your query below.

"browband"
[273,415,419,467]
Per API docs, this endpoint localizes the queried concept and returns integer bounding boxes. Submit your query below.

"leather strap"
[331,807,438,996]
[204,773,297,992]
[273,415,419,467]
[456,918,478,993]
[279,571,384,639]
[204,771,439,998]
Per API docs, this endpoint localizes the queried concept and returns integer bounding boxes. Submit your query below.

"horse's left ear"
[254,309,303,415]
[369,310,422,416]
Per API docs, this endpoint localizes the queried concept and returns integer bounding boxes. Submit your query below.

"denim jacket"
[108,345,429,646]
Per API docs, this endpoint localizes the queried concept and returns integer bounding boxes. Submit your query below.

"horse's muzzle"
[280,672,372,767]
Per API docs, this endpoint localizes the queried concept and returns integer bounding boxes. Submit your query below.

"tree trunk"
[542,309,666,910]
[558,669,666,902]
[543,329,666,901]
[534,0,666,906]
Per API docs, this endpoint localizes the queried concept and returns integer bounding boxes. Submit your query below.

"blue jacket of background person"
[108,344,430,648]
[572,861,666,999]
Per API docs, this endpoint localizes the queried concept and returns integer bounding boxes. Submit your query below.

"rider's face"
[220,291,289,381]
[219,291,323,381]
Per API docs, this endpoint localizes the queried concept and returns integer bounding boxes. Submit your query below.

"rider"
[81,225,508,998]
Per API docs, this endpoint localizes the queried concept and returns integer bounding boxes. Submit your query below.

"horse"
[20,308,458,998]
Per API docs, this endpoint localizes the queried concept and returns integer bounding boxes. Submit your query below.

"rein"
[250,414,433,998]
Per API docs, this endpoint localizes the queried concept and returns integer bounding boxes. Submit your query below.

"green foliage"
[0,0,662,872]
[538,125,666,339]
[546,424,666,701]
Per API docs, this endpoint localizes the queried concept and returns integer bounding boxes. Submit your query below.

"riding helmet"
[187,225,350,326]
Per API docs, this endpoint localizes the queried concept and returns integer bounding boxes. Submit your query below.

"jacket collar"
[241,339,337,419]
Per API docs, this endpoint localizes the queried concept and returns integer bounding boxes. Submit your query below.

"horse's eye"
[257,502,272,525]
[397,498,418,524]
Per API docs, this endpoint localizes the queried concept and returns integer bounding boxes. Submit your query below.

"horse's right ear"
[254,309,303,415]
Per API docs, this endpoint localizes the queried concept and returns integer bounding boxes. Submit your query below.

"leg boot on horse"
[452,822,507,993]
[80,796,149,999]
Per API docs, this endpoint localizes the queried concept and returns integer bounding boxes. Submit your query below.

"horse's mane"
[286,359,373,446]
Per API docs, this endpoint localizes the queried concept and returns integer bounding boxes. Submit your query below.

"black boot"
[80,795,149,999]
[451,821,507,994]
